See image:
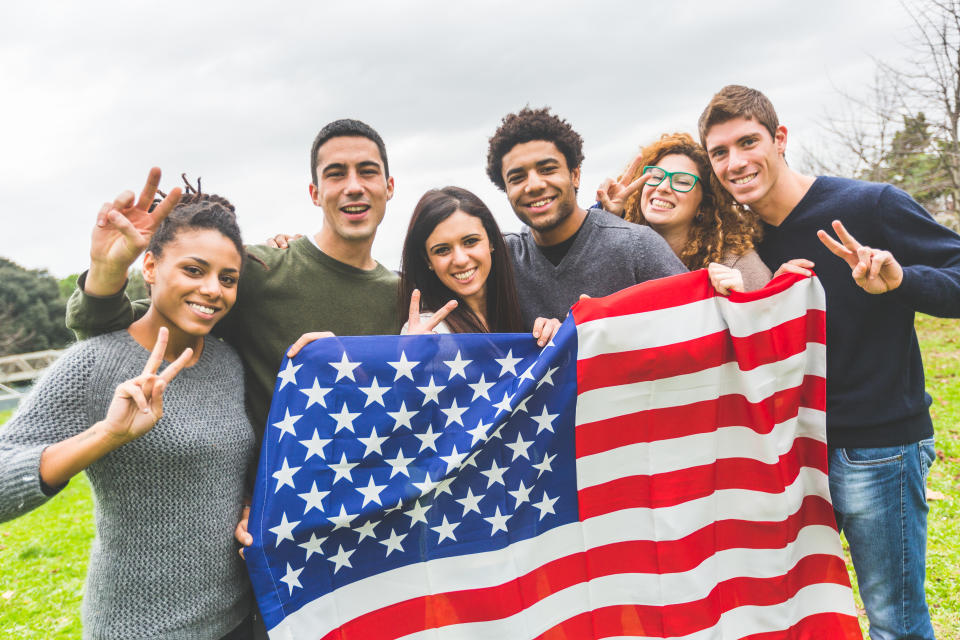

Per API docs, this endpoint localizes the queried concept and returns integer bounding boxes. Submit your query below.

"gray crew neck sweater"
[0,331,256,640]
[504,208,687,328]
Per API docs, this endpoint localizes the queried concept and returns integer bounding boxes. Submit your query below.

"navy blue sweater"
[757,176,960,448]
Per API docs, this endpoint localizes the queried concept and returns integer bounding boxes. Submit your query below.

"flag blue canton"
[247,320,580,625]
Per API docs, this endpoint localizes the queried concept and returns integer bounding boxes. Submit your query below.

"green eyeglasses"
[643,165,700,192]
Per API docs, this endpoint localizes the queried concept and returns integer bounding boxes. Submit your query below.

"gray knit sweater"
[0,331,256,640]
[505,208,687,328]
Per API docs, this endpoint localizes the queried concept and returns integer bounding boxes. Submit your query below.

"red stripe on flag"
[535,555,854,640]
[739,612,864,639]
[577,310,826,394]
[318,496,840,640]
[540,608,860,640]
[571,271,815,324]
[576,376,826,458]
[578,437,827,519]
[572,270,716,323]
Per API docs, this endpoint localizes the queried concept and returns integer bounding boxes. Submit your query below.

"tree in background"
[0,258,74,356]
[810,0,960,229]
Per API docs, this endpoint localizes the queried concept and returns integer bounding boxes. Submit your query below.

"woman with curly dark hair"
[598,132,772,292]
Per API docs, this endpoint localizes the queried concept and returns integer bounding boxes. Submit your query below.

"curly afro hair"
[486,107,584,191]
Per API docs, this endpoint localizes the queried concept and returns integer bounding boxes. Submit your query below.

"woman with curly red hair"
[598,132,772,292]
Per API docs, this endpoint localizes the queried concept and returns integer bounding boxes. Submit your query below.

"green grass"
[0,408,93,638]
[0,316,958,638]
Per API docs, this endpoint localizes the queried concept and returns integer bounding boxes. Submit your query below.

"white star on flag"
[508,480,533,507]
[329,353,360,382]
[384,449,415,478]
[279,563,303,595]
[480,459,508,487]
[298,533,326,561]
[505,432,533,461]
[443,350,471,379]
[299,429,331,461]
[300,378,332,408]
[379,528,407,556]
[455,487,484,515]
[357,427,389,457]
[440,398,468,426]
[532,491,558,520]
[416,376,445,405]
[494,349,522,377]
[355,476,387,507]
[330,403,360,433]
[268,512,299,547]
[431,515,459,543]
[297,481,329,514]
[387,402,417,430]
[483,507,510,534]
[358,377,390,407]
[271,458,300,492]
[531,406,559,434]
[327,545,355,573]
[276,360,302,390]
[467,373,494,401]
[387,351,419,381]
[329,453,358,484]
[271,409,302,441]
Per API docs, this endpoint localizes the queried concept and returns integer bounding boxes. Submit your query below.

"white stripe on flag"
[575,344,826,427]
[576,407,826,488]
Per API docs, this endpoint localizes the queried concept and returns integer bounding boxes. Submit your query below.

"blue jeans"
[829,438,937,640]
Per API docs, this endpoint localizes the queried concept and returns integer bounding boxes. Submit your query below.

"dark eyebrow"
[427,241,450,252]
[185,257,239,274]
[321,162,347,175]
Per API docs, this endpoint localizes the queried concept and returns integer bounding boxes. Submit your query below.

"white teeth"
[651,198,675,209]
[342,205,368,213]
[188,303,216,314]
[453,268,477,281]
[528,197,553,208]
[732,174,756,185]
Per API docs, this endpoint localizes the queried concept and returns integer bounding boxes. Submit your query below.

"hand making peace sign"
[86,168,182,295]
[595,154,654,217]
[405,289,459,334]
[101,327,193,444]
[817,220,904,294]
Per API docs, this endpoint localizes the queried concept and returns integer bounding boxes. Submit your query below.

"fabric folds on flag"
[245,270,862,639]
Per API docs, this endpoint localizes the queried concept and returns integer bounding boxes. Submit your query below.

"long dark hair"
[399,187,523,334]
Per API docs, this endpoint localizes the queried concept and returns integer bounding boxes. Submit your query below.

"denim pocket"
[840,445,903,466]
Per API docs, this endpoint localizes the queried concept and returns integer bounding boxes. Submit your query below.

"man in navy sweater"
[699,85,960,640]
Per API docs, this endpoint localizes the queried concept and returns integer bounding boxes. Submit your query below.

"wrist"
[86,263,129,297]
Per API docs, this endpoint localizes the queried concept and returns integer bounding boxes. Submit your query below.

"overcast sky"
[0,1,918,278]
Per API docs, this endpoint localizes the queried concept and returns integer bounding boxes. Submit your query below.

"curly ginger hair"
[621,132,762,270]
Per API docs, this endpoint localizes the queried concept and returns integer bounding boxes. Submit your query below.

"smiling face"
[501,140,581,243]
[309,135,394,246]
[640,153,704,236]
[424,209,493,316]
[704,116,787,212]
[142,228,242,337]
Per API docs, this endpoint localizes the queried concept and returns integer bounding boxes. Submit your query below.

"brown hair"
[621,132,762,270]
[398,187,523,334]
[697,85,780,148]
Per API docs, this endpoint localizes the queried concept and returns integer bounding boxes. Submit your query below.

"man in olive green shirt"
[67,119,401,437]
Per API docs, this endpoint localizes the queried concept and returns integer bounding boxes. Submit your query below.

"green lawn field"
[0,315,957,638]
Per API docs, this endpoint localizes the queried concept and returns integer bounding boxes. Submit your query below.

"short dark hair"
[147,192,244,262]
[698,85,780,148]
[310,119,389,185]
[486,107,584,191]
[398,187,523,333]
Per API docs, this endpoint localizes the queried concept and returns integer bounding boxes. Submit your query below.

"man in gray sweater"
[486,107,686,329]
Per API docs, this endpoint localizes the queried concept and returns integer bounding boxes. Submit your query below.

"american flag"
[245,270,862,639]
